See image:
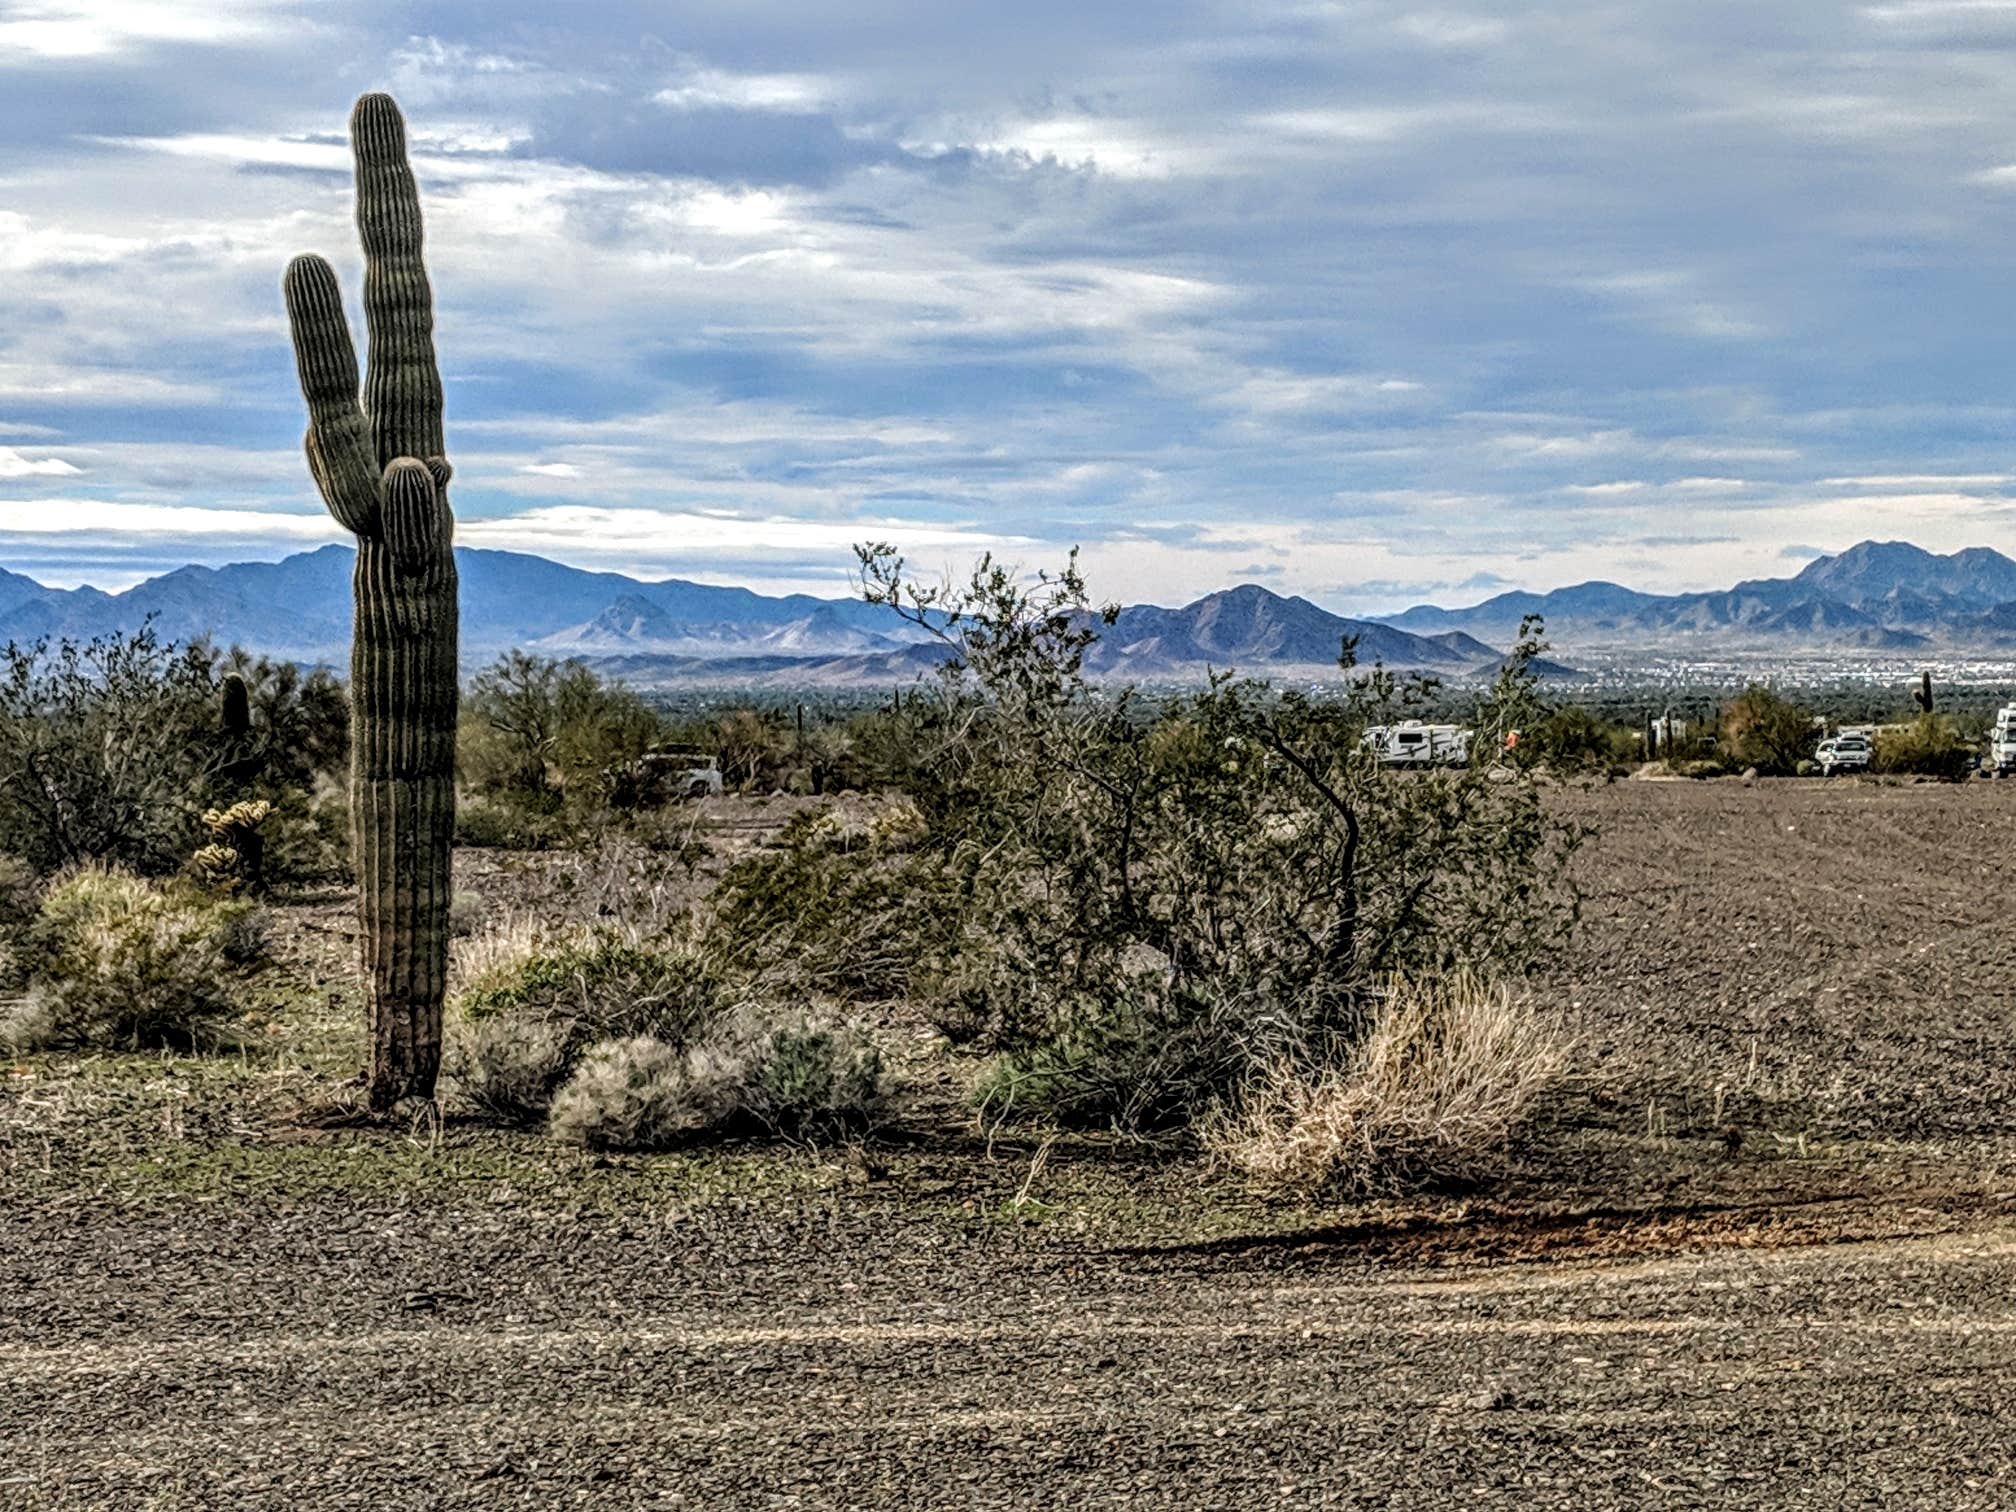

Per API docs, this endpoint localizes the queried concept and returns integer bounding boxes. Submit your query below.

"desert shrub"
[548,1035,750,1151]
[447,925,744,1121]
[969,979,1274,1131]
[1204,974,1570,1193]
[715,708,794,791]
[450,1011,577,1126]
[0,630,348,883]
[457,931,732,1038]
[743,1013,887,1131]
[1528,706,1639,775]
[545,1011,890,1150]
[1719,684,1818,775]
[711,808,944,1000]
[0,631,220,874]
[1875,716,1976,779]
[260,777,352,885]
[749,546,1583,1133]
[454,793,567,850]
[460,652,668,839]
[1,864,267,1051]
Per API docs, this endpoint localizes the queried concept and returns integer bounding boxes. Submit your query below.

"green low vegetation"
[29,585,2001,1198]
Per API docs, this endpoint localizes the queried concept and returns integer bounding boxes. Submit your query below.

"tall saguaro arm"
[283,92,459,1110]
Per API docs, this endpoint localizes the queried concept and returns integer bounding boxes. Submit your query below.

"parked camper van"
[1362,722,1471,768]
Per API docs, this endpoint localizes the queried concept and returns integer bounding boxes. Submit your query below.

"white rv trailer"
[1986,705,2016,776]
[1361,721,1471,768]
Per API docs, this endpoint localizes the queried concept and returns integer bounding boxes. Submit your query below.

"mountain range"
[1375,540,2016,654]
[0,543,1503,686]
[13,535,2003,683]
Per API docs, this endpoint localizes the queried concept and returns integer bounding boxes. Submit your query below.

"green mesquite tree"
[282,93,458,1109]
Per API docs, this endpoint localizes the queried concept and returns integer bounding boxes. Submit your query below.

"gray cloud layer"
[5,1,2016,605]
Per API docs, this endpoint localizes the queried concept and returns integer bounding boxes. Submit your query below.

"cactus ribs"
[282,93,458,1110]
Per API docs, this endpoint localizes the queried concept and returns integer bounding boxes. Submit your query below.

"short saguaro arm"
[282,92,459,1110]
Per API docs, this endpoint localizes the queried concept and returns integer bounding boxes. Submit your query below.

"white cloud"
[458,506,1026,564]
[655,59,839,114]
[1391,12,1512,47]
[0,447,80,479]
[0,364,225,405]
[0,0,295,59]
[0,499,338,539]
[945,116,1222,177]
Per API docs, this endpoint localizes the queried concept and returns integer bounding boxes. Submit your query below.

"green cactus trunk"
[351,501,458,1104]
[283,93,458,1110]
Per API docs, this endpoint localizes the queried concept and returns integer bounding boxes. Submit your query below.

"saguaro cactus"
[282,93,458,1109]
[212,671,267,786]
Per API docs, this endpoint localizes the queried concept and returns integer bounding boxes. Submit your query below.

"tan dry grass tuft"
[448,910,552,992]
[1206,973,1571,1193]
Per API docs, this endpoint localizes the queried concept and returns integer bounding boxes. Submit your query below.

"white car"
[1816,735,1871,777]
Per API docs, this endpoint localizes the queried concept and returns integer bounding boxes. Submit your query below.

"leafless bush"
[1206,974,1570,1192]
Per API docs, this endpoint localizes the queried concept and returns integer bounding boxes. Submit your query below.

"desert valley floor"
[8,778,2016,1507]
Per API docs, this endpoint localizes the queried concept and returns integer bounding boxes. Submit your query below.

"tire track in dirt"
[11,1210,2016,1507]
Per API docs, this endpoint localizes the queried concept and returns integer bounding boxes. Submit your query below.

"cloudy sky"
[6,1,2016,610]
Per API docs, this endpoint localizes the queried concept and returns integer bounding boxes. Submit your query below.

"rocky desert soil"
[7,778,2016,1508]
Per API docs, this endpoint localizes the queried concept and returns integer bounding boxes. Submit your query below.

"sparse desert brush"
[456,927,736,1040]
[1206,974,1571,1194]
[449,1011,577,1126]
[1,863,268,1052]
[795,548,1587,1134]
[1875,716,1976,780]
[742,1012,888,1133]
[545,1009,893,1151]
[711,806,946,1001]
[447,919,752,1122]
[449,909,552,990]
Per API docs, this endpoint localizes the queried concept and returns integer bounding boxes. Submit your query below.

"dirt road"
[7,1199,2016,1508]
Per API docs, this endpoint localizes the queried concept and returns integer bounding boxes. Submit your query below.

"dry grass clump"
[449,909,559,990]
[1207,974,1570,1193]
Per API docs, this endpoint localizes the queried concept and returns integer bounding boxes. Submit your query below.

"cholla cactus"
[197,798,272,894]
[189,844,243,892]
[282,92,458,1109]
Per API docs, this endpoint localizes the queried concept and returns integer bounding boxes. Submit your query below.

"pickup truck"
[1816,734,1872,777]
